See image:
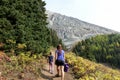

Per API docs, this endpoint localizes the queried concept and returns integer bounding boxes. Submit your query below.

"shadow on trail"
[42,68,50,73]
[40,68,56,80]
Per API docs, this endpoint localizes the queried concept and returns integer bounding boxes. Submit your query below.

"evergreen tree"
[73,34,120,68]
[0,0,64,54]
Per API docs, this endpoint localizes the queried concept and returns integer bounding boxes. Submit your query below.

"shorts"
[49,61,53,65]
[55,60,65,66]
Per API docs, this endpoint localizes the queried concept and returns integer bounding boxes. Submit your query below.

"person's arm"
[64,50,65,60]
[55,50,57,60]
[47,56,49,63]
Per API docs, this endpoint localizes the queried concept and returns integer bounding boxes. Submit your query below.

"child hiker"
[48,52,54,74]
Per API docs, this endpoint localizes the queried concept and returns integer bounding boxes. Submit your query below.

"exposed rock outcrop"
[46,10,118,49]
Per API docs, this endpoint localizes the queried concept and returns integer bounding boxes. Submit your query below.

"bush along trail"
[65,52,120,80]
[0,51,46,80]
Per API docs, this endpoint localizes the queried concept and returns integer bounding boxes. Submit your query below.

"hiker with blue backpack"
[55,44,65,80]
[48,52,54,74]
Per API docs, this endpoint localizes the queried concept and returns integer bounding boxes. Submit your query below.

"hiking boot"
[51,72,53,74]
[55,74,60,77]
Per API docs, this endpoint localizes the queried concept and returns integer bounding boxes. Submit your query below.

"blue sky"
[44,0,120,32]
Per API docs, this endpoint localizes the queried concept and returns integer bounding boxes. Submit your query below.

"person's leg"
[51,62,54,74]
[56,65,60,75]
[49,62,52,72]
[50,63,52,72]
[49,63,50,72]
[60,66,64,80]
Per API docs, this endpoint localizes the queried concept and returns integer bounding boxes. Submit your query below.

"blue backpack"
[64,63,69,72]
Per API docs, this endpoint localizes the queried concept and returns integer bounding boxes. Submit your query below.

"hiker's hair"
[57,44,62,49]
[50,52,52,55]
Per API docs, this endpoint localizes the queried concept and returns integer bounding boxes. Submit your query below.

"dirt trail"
[40,49,74,80]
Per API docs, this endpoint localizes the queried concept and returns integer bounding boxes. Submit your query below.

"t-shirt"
[48,55,53,62]
[56,50,64,61]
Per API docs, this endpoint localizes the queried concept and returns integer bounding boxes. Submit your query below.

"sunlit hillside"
[65,52,120,80]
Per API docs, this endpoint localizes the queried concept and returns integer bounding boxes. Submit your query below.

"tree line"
[73,34,120,68]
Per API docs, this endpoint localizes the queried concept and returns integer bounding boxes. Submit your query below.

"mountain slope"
[46,10,117,49]
[73,34,120,68]
[65,52,120,80]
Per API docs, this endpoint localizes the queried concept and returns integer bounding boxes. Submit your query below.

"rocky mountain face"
[46,10,117,49]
